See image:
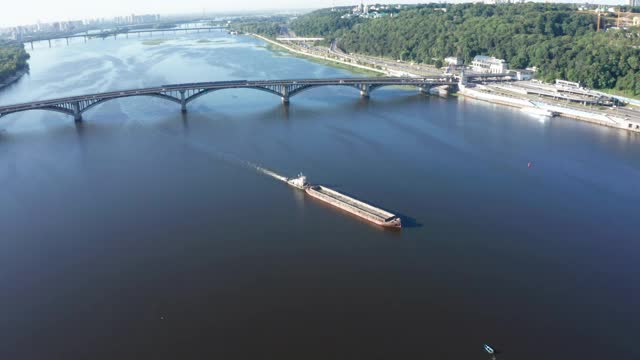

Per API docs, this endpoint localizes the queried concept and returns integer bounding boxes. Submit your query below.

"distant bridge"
[23,27,227,48]
[0,77,455,122]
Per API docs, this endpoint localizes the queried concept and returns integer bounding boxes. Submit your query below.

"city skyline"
[1,0,627,28]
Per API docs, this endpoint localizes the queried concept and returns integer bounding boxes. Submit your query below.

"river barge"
[286,174,402,229]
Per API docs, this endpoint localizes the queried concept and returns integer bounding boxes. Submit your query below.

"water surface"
[1,30,639,360]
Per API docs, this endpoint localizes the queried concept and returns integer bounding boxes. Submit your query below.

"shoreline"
[247,34,640,134]
[251,34,640,134]
[459,85,640,134]
[250,34,387,76]
[0,68,28,91]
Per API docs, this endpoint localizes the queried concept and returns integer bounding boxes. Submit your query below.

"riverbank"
[459,84,640,134]
[252,33,640,134]
[0,68,28,91]
[250,34,387,76]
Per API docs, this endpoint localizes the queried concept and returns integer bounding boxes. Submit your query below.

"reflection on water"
[1,29,640,360]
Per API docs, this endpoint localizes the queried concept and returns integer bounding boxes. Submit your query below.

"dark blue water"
[1,30,639,360]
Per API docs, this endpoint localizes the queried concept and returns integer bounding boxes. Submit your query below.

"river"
[1,29,639,360]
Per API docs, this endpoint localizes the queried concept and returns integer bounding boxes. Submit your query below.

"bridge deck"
[0,77,457,120]
[22,27,228,42]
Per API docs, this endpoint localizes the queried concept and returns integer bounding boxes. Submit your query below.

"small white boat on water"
[520,106,557,117]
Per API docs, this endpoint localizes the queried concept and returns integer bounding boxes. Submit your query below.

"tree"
[288,3,640,92]
[0,41,30,83]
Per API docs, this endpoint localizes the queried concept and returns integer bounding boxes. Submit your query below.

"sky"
[1,0,622,27]
[0,0,402,27]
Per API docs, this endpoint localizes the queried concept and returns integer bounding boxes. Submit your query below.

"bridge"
[23,27,227,48]
[0,77,455,122]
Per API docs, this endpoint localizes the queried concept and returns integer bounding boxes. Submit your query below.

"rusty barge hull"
[305,185,401,229]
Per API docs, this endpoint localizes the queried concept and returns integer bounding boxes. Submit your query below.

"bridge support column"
[360,84,370,98]
[73,102,82,122]
[180,90,187,113]
[281,85,290,105]
[30,42,33,50]
[48,39,51,48]
[66,38,69,45]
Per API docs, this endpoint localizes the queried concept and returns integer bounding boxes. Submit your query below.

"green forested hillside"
[0,40,30,83]
[291,4,639,94]
[230,17,288,37]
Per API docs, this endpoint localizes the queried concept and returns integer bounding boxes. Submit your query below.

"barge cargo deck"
[306,185,401,228]
[285,174,401,229]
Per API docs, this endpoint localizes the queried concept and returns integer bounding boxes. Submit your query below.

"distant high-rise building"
[630,0,640,7]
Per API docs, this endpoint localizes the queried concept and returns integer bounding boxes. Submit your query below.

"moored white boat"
[520,106,557,117]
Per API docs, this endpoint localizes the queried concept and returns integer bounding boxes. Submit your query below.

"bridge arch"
[286,83,433,99]
[288,83,364,98]
[0,106,74,119]
[368,83,432,93]
[184,86,285,105]
[80,93,181,114]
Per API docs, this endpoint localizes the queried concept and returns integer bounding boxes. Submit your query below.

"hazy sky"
[2,0,621,27]
[0,0,416,27]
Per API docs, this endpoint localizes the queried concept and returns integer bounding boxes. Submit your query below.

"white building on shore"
[470,55,508,74]
[444,57,463,66]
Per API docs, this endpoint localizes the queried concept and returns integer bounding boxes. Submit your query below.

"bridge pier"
[418,86,435,95]
[73,102,82,122]
[280,85,290,105]
[30,41,33,50]
[179,91,187,113]
[48,39,51,48]
[360,84,370,98]
[66,37,69,45]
